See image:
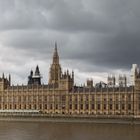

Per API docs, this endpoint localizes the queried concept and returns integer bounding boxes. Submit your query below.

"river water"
[0,121,139,140]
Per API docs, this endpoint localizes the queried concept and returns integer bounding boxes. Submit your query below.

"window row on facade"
[0,94,134,103]
[0,103,138,111]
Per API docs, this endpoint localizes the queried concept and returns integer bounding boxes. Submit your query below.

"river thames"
[0,121,140,140]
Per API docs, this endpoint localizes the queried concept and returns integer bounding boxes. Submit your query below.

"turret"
[30,70,33,76]
[118,75,127,87]
[134,66,140,90]
[72,70,74,82]
[0,73,10,91]
[28,66,42,85]
[2,73,4,79]
[28,70,33,85]
[9,74,11,86]
[108,75,115,87]
[87,78,93,88]
[59,70,74,91]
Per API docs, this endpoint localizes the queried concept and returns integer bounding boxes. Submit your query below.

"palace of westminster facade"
[0,43,140,117]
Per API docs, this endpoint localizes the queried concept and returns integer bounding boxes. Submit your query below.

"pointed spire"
[67,69,69,75]
[30,70,33,76]
[54,42,58,57]
[55,41,57,52]
[9,74,11,81]
[53,42,59,64]
[35,65,40,76]
[2,73,4,79]
[72,70,74,79]
[9,74,11,86]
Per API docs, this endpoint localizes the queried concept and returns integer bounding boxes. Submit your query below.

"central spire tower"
[49,42,62,86]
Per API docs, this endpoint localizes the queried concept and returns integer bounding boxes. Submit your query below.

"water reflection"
[0,121,139,140]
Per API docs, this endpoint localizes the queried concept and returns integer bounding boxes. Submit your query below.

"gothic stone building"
[0,43,140,117]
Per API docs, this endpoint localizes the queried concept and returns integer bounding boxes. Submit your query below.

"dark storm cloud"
[0,0,140,84]
[63,30,140,71]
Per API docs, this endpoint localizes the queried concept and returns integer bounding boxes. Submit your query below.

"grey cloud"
[61,31,140,71]
[0,0,118,33]
[0,0,139,84]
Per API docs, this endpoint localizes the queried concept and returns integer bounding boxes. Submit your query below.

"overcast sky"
[0,0,139,85]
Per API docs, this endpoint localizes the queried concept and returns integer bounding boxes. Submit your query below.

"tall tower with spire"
[49,42,62,86]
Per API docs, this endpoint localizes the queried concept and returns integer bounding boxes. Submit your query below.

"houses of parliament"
[0,43,140,118]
